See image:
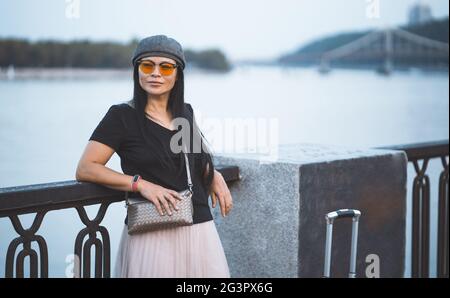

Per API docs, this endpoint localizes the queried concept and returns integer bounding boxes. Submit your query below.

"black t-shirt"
[88,101,213,225]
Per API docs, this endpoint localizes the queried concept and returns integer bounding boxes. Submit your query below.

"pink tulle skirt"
[114,220,230,278]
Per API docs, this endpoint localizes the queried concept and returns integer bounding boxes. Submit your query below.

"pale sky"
[0,0,448,62]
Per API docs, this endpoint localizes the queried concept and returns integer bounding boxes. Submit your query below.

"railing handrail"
[376,139,449,160]
[0,165,240,217]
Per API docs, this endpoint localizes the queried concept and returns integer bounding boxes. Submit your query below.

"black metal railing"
[2,140,448,278]
[0,166,240,278]
[378,140,449,278]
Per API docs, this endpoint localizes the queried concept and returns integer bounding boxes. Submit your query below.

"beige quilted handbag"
[125,145,194,235]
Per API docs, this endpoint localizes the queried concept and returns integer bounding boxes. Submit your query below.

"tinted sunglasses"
[138,60,178,76]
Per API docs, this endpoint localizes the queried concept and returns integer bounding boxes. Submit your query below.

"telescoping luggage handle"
[323,209,361,278]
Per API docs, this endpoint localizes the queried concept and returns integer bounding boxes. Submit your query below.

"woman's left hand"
[210,170,233,217]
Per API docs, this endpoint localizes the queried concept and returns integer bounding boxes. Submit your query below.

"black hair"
[131,64,215,193]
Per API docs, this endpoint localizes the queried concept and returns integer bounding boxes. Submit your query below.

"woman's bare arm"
[76,140,182,215]
[75,140,134,192]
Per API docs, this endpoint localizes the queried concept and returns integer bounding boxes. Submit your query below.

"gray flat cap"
[132,35,186,70]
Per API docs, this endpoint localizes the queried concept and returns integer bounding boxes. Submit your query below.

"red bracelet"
[131,175,141,192]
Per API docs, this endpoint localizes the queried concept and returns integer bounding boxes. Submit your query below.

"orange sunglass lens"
[160,64,175,76]
[139,63,154,74]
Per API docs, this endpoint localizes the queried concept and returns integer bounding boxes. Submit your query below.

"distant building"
[408,3,433,26]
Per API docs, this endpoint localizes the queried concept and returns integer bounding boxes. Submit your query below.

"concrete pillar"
[212,143,407,278]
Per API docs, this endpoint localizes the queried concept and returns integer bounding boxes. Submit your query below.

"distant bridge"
[319,27,449,74]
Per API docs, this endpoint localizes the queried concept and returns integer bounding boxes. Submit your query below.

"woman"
[75,35,233,278]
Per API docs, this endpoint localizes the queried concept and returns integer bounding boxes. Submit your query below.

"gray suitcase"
[323,209,361,278]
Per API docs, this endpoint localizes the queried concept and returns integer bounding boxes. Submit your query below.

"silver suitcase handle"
[323,209,361,278]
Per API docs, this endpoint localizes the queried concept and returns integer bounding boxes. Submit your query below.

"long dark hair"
[131,64,215,193]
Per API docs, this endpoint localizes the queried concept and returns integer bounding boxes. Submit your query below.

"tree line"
[0,38,231,71]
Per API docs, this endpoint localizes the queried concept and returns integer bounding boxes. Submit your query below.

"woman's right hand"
[137,180,183,216]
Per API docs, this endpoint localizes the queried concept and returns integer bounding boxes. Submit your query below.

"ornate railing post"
[380,140,449,278]
[411,158,430,278]
[5,212,48,278]
[73,202,111,278]
[437,156,449,278]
